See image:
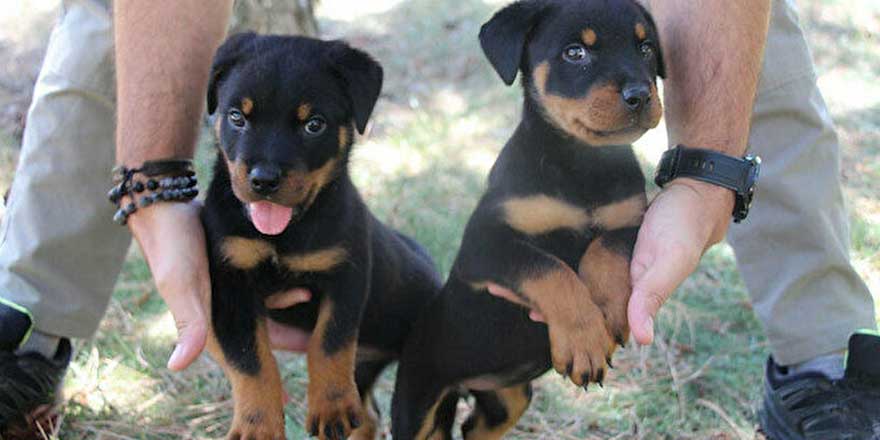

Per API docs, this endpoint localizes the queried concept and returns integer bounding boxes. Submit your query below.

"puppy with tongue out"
[200,33,442,440]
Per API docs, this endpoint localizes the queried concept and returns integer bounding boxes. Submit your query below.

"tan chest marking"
[502,193,647,235]
[282,246,347,273]
[221,237,346,273]
[502,195,591,235]
[593,193,647,230]
[221,237,276,270]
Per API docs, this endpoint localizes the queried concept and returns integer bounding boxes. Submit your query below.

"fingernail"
[167,344,182,370]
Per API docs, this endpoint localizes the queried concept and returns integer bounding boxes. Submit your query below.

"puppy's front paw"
[307,387,365,440]
[596,297,630,350]
[547,315,615,388]
[227,409,285,440]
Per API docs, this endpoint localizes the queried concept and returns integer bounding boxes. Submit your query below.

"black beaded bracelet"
[108,159,198,225]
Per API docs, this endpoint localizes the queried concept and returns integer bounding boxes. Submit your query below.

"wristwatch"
[654,145,761,223]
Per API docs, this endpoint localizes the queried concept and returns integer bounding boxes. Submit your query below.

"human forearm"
[649,0,770,156]
[625,1,771,345]
[114,0,233,166]
[111,1,232,370]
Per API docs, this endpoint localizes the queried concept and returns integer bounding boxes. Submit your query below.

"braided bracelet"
[107,159,199,225]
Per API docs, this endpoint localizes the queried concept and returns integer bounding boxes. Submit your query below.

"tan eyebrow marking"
[241,97,254,115]
[297,103,312,121]
[635,23,647,41]
[582,28,597,46]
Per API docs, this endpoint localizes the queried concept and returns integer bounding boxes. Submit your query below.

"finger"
[267,319,311,352]
[628,241,697,346]
[166,306,208,371]
[529,310,546,322]
[266,288,312,309]
[486,283,531,308]
[160,264,211,371]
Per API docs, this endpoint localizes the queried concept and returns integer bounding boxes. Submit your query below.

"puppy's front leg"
[459,234,614,387]
[306,263,369,440]
[208,276,284,440]
[577,227,640,354]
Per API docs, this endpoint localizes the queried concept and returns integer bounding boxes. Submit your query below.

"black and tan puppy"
[201,33,442,440]
[391,0,665,438]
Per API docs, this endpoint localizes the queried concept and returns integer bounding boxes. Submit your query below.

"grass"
[0,0,877,438]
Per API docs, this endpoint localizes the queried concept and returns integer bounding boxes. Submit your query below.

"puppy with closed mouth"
[201,33,442,440]
[391,0,665,438]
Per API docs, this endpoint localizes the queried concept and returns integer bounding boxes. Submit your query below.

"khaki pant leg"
[0,0,127,338]
[727,0,876,365]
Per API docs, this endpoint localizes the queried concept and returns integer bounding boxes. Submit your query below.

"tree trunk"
[229,0,319,37]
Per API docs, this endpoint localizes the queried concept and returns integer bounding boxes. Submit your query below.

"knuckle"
[643,290,666,315]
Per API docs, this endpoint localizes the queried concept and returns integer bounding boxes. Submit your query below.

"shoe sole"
[760,390,806,440]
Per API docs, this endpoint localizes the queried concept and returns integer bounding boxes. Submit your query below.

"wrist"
[666,177,735,207]
[108,159,198,225]
[127,200,203,270]
[663,177,734,243]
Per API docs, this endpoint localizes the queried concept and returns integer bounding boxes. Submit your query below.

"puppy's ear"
[207,32,257,115]
[634,2,666,79]
[326,41,384,134]
[479,0,548,86]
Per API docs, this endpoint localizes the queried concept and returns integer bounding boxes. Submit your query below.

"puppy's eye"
[562,44,589,64]
[639,40,655,58]
[228,109,245,128]
[304,116,327,136]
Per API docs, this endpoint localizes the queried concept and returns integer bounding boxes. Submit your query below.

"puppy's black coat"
[201,33,441,440]
[391,1,665,438]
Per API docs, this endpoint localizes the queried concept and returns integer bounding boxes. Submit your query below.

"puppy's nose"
[248,165,281,195]
[622,83,651,112]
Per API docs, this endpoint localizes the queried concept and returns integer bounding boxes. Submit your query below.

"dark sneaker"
[0,301,72,439]
[760,332,880,440]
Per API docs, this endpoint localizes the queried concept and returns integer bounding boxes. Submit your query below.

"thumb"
[628,242,697,346]
[165,294,209,371]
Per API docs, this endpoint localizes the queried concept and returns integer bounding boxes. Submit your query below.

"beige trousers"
[727,0,875,364]
[0,0,874,364]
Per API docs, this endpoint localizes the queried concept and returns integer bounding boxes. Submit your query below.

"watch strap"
[655,146,753,193]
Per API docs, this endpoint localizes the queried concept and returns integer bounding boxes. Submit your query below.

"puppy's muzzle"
[248,164,282,196]
[621,82,651,113]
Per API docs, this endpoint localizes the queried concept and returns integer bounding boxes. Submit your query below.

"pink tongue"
[248,201,294,235]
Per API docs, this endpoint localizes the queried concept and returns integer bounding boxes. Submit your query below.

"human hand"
[265,289,313,352]
[127,201,211,371]
[627,178,733,345]
[129,201,316,370]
